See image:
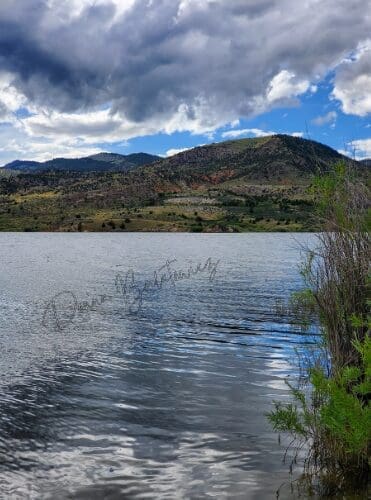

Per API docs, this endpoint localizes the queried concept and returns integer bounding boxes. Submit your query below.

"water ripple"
[0,233,315,499]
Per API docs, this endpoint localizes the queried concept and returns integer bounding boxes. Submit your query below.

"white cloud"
[291,132,304,137]
[23,109,126,143]
[0,124,104,164]
[221,128,304,139]
[311,111,337,126]
[333,40,371,116]
[333,75,371,117]
[1,98,229,163]
[0,1,370,161]
[166,147,192,157]
[266,70,311,103]
[45,0,136,23]
[339,138,371,160]
[350,138,371,159]
[166,143,207,157]
[222,128,275,139]
[0,72,28,122]
[337,148,350,157]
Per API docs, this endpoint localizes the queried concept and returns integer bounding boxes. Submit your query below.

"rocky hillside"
[141,134,357,185]
[0,135,367,233]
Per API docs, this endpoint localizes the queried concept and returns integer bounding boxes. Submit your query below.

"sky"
[0,0,370,165]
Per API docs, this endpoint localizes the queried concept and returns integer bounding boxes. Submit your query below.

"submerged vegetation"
[268,164,371,496]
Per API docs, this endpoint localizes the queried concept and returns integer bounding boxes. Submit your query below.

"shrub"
[268,163,371,496]
[268,338,371,495]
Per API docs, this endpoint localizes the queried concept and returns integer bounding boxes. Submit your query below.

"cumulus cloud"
[333,41,371,116]
[266,71,311,104]
[0,0,370,160]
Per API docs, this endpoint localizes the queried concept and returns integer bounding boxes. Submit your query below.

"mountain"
[360,159,371,167]
[2,152,160,173]
[140,134,357,184]
[2,135,355,177]
[4,160,41,171]
[0,135,367,233]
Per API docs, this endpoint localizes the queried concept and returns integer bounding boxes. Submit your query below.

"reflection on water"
[0,233,316,499]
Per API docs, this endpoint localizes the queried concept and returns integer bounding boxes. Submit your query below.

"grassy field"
[0,181,316,232]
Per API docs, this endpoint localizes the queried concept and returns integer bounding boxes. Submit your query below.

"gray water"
[0,233,316,499]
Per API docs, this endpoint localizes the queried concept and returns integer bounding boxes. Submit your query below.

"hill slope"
[142,134,355,184]
[0,135,366,233]
[3,152,160,173]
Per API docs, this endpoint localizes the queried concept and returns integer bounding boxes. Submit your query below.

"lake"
[0,233,316,499]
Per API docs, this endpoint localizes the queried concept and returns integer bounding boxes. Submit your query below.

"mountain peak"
[149,134,355,183]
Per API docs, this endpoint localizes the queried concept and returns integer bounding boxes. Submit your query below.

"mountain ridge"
[0,135,368,233]
[2,134,360,177]
[2,152,161,173]
[134,134,361,185]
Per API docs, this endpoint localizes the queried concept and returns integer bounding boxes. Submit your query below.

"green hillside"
[0,135,366,232]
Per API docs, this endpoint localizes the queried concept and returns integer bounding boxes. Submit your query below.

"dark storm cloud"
[0,23,71,85]
[0,0,370,123]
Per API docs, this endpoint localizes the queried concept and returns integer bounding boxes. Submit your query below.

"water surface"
[0,233,315,499]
